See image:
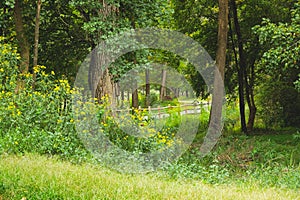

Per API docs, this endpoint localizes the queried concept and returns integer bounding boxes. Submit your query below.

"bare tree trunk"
[246,61,257,131]
[160,69,167,100]
[131,69,139,108]
[203,0,228,154]
[33,0,41,67]
[231,0,257,132]
[145,69,150,106]
[121,89,124,107]
[14,0,30,73]
[32,0,42,90]
[114,82,120,105]
[132,87,139,108]
[88,1,118,103]
[215,0,228,79]
[230,0,247,133]
[95,67,115,104]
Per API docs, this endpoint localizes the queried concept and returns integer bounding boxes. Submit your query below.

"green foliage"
[295,74,300,91]
[164,132,300,189]
[138,92,158,107]
[255,81,300,128]
[293,130,300,142]
[97,99,181,153]
[0,41,88,162]
[253,3,300,128]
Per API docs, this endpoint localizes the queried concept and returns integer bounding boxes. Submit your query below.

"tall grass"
[0,154,299,200]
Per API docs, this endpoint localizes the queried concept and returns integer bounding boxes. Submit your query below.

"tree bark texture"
[14,0,30,73]
[145,69,150,106]
[160,69,167,100]
[88,0,118,104]
[33,0,42,67]
[203,0,228,155]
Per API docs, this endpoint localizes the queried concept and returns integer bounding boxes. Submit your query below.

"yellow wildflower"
[54,86,60,92]
[17,110,21,116]
[166,140,173,147]
[33,66,40,73]
[8,102,15,110]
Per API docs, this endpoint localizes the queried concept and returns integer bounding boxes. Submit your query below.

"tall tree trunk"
[121,89,124,107]
[129,12,139,109]
[131,67,139,109]
[89,47,115,105]
[132,85,139,109]
[97,68,115,104]
[33,0,41,67]
[88,1,118,103]
[145,69,150,106]
[160,69,167,100]
[230,0,247,133]
[32,0,42,90]
[246,61,257,131]
[14,0,30,73]
[130,50,139,108]
[203,0,228,154]
[215,0,228,79]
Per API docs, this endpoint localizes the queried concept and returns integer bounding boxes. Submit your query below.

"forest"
[0,0,299,199]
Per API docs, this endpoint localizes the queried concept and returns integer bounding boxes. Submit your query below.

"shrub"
[96,99,181,153]
[0,39,88,162]
[256,81,300,128]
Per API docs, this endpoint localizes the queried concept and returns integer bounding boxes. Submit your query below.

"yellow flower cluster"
[33,65,46,74]
[156,131,174,147]
[4,101,22,118]
[21,73,32,78]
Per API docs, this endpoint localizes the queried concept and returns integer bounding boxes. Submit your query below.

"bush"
[96,99,181,153]
[0,39,88,162]
[256,81,300,128]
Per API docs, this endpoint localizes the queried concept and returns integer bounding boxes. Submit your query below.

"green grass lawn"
[0,154,299,200]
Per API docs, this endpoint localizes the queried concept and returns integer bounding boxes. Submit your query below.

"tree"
[201,0,228,154]
[145,68,150,106]
[230,0,248,133]
[33,0,42,68]
[215,0,229,83]
[160,69,167,100]
[13,0,30,73]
